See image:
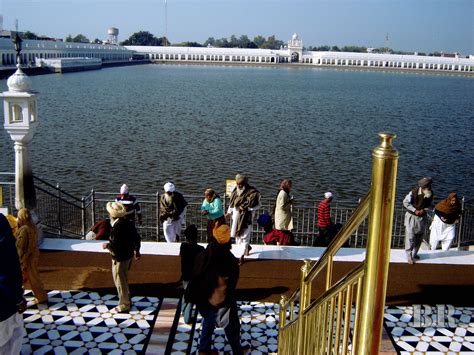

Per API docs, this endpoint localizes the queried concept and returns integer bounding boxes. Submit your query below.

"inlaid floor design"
[384,306,474,354]
[171,301,280,354]
[21,290,160,354]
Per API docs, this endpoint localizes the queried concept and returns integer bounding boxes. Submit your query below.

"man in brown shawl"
[429,192,462,251]
[403,177,433,264]
[225,174,261,264]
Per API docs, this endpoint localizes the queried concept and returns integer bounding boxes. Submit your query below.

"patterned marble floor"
[170,301,280,354]
[384,306,474,354]
[22,290,160,354]
[19,290,474,354]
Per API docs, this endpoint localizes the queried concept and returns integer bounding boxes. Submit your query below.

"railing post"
[457,196,465,248]
[156,191,160,242]
[57,183,62,235]
[81,197,86,237]
[297,259,311,354]
[279,295,287,329]
[91,189,96,226]
[355,132,399,355]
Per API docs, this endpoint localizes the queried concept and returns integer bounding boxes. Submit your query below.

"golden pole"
[356,132,399,354]
[296,259,311,354]
[279,295,287,329]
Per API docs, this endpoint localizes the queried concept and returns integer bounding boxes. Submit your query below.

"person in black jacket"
[180,224,204,324]
[102,202,141,313]
[0,213,27,354]
[186,224,248,354]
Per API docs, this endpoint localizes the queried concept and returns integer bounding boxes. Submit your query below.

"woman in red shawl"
[429,193,462,251]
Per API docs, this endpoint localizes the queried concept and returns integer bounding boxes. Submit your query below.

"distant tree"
[22,31,39,40]
[175,41,203,47]
[253,35,265,48]
[314,45,330,51]
[204,37,216,47]
[261,35,284,49]
[429,52,442,57]
[331,45,340,52]
[120,31,165,46]
[92,38,102,44]
[71,34,90,43]
[229,35,239,48]
[238,35,257,48]
[65,34,74,42]
[341,45,366,53]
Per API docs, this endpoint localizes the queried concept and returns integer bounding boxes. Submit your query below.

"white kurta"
[163,207,187,243]
[228,206,257,256]
[429,214,456,251]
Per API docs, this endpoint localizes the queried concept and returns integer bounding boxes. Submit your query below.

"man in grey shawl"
[225,174,261,264]
[403,177,433,264]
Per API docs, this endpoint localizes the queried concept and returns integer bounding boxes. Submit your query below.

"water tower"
[108,27,119,45]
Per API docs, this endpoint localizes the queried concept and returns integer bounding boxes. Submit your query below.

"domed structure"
[7,65,32,92]
[292,33,299,41]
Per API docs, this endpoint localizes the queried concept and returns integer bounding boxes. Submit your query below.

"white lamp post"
[1,33,38,210]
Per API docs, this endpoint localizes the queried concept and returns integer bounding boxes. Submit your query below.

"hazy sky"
[3,0,474,54]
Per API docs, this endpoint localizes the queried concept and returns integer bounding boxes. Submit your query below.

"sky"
[2,0,474,54]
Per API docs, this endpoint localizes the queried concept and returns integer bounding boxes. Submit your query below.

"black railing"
[0,172,473,247]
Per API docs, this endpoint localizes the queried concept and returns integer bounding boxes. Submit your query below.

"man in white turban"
[225,174,261,264]
[159,182,188,242]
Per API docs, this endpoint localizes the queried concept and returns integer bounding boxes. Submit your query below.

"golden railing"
[278,132,399,355]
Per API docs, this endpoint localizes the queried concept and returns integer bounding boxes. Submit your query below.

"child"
[179,224,204,323]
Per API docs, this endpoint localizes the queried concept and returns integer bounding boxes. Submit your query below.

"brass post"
[355,132,399,354]
[296,259,311,354]
[279,295,288,329]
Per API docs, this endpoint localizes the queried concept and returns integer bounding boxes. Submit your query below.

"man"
[315,192,334,247]
[159,182,188,243]
[185,225,248,354]
[225,174,261,264]
[102,202,141,312]
[0,214,27,354]
[115,184,142,225]
[403,177,433,264]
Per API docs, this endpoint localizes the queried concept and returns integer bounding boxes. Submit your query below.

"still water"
[1,64,473,202]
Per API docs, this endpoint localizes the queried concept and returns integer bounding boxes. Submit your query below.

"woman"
[15,208,48,304]
[274,179,294,231]
[201,188,225,242]
[264,179,295,245]
[429,192,462,251]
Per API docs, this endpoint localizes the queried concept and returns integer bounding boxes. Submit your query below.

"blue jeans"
[198,302,242,354]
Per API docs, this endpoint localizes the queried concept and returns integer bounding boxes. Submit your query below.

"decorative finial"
[7,32,32,92]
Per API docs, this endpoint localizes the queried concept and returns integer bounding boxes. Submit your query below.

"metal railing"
[278,132,399,354]
[0,172,472,246]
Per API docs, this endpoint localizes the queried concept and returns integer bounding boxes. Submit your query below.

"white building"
[0,37,133,67]
[126,33,474,73]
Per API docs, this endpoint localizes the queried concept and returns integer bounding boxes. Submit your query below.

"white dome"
[292,33,299,41]
[7,66,32,92]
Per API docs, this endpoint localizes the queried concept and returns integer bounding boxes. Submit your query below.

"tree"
[331,46,340,52]
[92,38,102,44]
[73,34,90,43]
[65,34,74,42]
[175,41,203,47]
[22,31,38,40]
[253,35,265,48]
[229,35,239,48]
[261,35,284,49]
[204,37,216,47]
[341,45,367,53]
[120,31,165,46]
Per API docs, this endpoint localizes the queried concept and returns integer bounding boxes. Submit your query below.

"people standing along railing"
[0,171,473,247]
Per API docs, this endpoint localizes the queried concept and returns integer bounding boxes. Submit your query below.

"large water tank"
[108,27,119,36]
[108,27,119,44]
